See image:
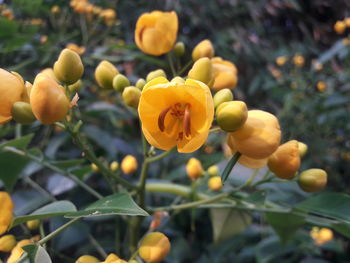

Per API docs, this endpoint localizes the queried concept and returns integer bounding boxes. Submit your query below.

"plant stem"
[23,177,56,202]
[209,127,221,133]
[38,217,81,245]
[88,234,108,258]
[15,124,22,138]
[146,147,176,163]
[177,60,193,76]
[167,53,176,77]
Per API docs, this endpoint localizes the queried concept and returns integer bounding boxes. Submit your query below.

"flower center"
[158,103,191,141]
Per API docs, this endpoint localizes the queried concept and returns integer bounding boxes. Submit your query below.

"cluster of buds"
[334,18,350,34]
[275,54,305,68]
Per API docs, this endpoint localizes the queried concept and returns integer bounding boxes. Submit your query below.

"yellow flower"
[0,234,16,252]
[66,43,86,55]
[211,57,238,91]
[135,11,178,56]
[293,55,305,67]
[100,9,116,26]
[310,227,333,246]
[208,176,223,191]
[0,68,25,124]
[138,77,214,153]
[316,81,327,92]
[227,110,281,169]
[192,39,214,61]
[6,239,32,263]
[275,56,287,66]
[334,20,346,34]
[76,255,99,263]
[139,232,171,263]
[186,158,203,180]
[0,192,14,235]
[121,155,138,174]
[267,140,300,179]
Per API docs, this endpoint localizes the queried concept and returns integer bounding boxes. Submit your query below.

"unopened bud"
[186,158,203,180]
[54,49,84,84]
[91,163,99,172]
[76,255,100,263]
[298,169,327,192]
[216,101,248,132]
[139,232,171,263]
[11,102,36,124]
[122,86,141,109]
[207,165,219,177]
[26,219,40,230]
[213,88,233,108]
[208,176,223,191]
[146,69,166,83]
[121,155,138,174]
[171,76,185,84]
[0,234,16,252]
[173,42,185,57]
[95,60,119,89]
[113,74,130,92]
[110,161,119,172]
[68,79,82,93]
[192,39,214,61]
[188,57,214,87]
[298,142,308,158]
[136,78,146,90]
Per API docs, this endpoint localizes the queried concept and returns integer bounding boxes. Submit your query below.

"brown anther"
[183,103,191,137]
[158,106,171,132]
[177,132,183,141]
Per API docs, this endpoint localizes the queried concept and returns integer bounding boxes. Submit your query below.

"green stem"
[167,53,176,77]
[221,152,242,183]
[15,124,22,138]
[209,127,221,133]
[146,147,176,163]
[38,217,81,245]
[4,146,103,200]
[88,234,108,258]
[177,60,193,76]
[23,177,56,202]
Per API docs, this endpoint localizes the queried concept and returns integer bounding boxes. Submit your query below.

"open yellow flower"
[138,77,214,153]
[211,57,238,91]
[135,11,178,56]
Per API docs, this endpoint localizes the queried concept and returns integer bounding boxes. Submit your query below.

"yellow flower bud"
[173,41,185,57]
[298,142,308,157]
[139,232,171,263]
[334,20,346,34]
[213,88,233,108]
[188,57,214,87]
[216,101,248,132]
[268,140,300,179]
[207,165,219,177]
[95,60,119,89]
[91,163,99,172]
[122,86,141,109]
[298,168,327,192]
[26,219,40,230]
[316,81,327,92]
[186,158,203,180]
[99,9,116,26]
[121,155,138,174]
[110,161,119,172]
[0,234,16,252]
[275,56,287,66]
[7,239,32,263]
[170,76,185,84]
[51,5,60,14]
[136,78,146,90]
[208,176,223,191]
[113,74,130,92]
[192,39,214,61]
[146,69,166,83]
[0,191,14,235]
[11,102,36,124]
[345,17,350,27]
[76,255,100,263]
[54,48,84,84]
[101,253,127,263]
[211,57,238,91]
[310,227,333,246]
[30,73,70,124]
[66,43,86,55]
[292,55,305,67]
[68,79,83,93]
[128,260,138,263]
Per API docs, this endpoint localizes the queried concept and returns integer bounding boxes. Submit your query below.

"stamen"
[177,132,183,141]
[158,106,171,132]
[183,104,191,138]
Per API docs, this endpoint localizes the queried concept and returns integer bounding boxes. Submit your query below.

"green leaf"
[65,193,149,218]
[12,201,77,227]
[265,212,305,244]
[22,244,38,263]
[0,134,34,149]
[332,222,350,239]
[22,244,52,263]
[296,193,350,223]
[0,18,19,38]
[210,208,251,243]
[221,152,241,183]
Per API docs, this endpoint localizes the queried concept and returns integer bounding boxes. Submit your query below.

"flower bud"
[171,76,185,84]
[310,227,333,246]
[211,57,238,91]
[275,56,287,66]
[139,232,171,263]
[129,260,138,263]
[68,79,82,93]
[11,102,36,124]
[146,69,166,83]
[316,81,326,92]
[213,89,233,108]
[173,41,185,57]
[334,20,346,34]
[186,158,203,180]
[298,168,327,192]
[91,163,99,172]
[30,73,70,124]
[113,74,130,92]
[298,142,308,158]
[268,140,300,179]
[0,234,16,252]
[102,253,127,263]
[95,60,119,89]
[26,219,40,230]
[122,86,141,109]
[54,49,84,84]
[40,68,58,82]
[208,176,223,191]
[188,57,214,87]
[110,161,119,172]
[76,255,100,263]
[121,155,138,174]
[6,239,32,263]
[136,78,146,90]
[0,191,14,235]
[216,101,248,132]
[207,165,219,177]
[292,55,304,67]
[192,39,214,61]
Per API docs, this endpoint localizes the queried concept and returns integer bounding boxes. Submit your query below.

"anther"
[158,106,171,132]
[183,104,191,137]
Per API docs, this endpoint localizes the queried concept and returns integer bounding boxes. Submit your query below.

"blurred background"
[1,0,350,262]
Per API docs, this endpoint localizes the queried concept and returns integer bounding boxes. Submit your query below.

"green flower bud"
[298,141,308,158]
[213,88,233,108]
[146,69,166,83]
[136,78,146,90]
[188,57,214,87]
[68,79,82,93]
[207,165,219,177]
[298,168,327,192]
[122,86,141,109]
[95,60,119,89]
[53,49,84,84]
[216,101,248,132]
[171,76,185,84]
[113,74,130,92]
[26,219,40,230]
[173,42,185,57]
[11,102,36,124]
